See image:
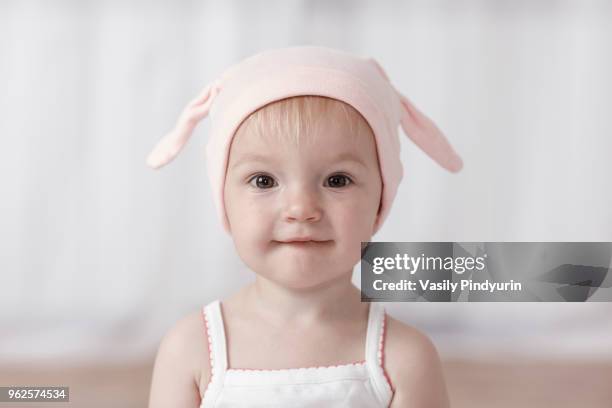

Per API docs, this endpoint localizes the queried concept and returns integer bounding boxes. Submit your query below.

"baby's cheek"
[233,229,267,271]
[342,193,374,221]
[228,194,262,222]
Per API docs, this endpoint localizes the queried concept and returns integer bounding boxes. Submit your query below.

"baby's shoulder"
[384,315,440,365]
[383,315,449,407]
[157,308,211,398]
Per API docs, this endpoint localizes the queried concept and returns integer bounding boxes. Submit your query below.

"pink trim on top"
[380,313,395,392]
[201,307,214,398]
[227,360,366,372]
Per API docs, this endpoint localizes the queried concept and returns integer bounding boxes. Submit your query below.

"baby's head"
[146,46,464,286]
[223,96,382,289]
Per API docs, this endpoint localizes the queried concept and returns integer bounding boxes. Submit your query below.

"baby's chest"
[226,324,365,369]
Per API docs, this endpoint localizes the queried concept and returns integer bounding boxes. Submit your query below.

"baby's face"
[223,110,382,289]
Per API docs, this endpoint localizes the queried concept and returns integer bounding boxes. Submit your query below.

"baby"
[146,46,462,407]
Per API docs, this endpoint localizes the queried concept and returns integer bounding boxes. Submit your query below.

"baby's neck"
[231,274,365,330]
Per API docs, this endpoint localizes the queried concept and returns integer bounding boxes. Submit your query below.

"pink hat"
[146,46,463,235]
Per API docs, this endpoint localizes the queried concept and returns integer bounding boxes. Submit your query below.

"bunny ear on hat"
[397,92,463,173]
[367,57,463,173]
[148,54,463,174]
[146,80,221,169]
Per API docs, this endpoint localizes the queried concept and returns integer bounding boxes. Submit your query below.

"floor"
[1,359,611,407]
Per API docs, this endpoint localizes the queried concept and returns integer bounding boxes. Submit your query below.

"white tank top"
[200,299,394,407]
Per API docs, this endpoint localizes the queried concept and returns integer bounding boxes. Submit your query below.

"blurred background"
[1,0,611,407]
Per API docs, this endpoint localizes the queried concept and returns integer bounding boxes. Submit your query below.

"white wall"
[1,0,611,363]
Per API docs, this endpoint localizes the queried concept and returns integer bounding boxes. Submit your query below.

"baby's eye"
[247,174,352,189]
[248,174,277,189]
[327,174,352,188]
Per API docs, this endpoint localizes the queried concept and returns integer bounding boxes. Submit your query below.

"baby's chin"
[248,245,345,282]
[258,267,350,291]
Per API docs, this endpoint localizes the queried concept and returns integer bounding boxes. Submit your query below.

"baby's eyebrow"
[231,152,367,170]
[333,152,368,168]
[231,153,276,170]
[332,152,368,169]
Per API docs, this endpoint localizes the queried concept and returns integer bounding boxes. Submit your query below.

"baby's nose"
[281,186,322,223]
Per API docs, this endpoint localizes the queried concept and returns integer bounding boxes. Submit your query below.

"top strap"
[364,301,394,405]
[202,299,228,399]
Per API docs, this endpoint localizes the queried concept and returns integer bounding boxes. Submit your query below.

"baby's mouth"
[273,240,333,247]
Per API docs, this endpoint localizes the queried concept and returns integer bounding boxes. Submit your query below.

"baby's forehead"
[228,133,378,175]
[236,114,373,147]
[232,126,375,157]
[229,95,377,162]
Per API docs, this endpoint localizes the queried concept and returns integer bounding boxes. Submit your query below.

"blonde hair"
[234,96,375,147]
